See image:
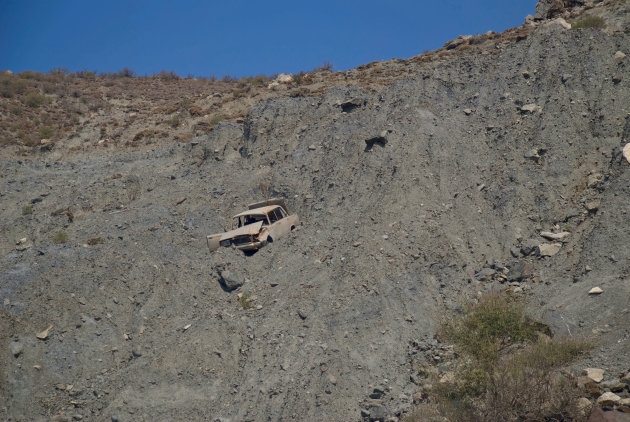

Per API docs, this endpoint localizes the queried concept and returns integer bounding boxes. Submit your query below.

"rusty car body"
[206,198,299,253]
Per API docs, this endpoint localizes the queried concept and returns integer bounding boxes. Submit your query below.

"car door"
[267,207,291,240]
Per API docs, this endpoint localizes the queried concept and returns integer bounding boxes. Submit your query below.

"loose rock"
[586,200,600,212]
[10,341,23,357]
[520,239,539,255]
[596,392,621,407]
[585,368,605,383]
[538,243,561,257]
[219,270,244,292]
[367,404,389,422]
[540,231,570,241]
[520,103,542,114]
[36,324,53,340]
[588,287,603,295]
[623,143,630,164]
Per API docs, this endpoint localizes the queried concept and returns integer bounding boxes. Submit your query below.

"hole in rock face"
[341,102,360,113]
[340,98,364,113]
[364,136,387,152]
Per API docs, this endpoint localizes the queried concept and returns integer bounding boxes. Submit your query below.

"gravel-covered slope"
[2,2,630,421]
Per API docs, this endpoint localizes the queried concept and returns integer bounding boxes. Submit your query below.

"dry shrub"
[132,129,165,142]
[471,340,590,422]
[0,74,28,98]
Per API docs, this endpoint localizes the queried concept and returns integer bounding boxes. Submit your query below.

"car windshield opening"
[236,214,269,227]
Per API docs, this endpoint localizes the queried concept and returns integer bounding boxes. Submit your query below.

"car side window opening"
[269,209,280,224]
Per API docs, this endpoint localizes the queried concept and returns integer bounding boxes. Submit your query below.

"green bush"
[431,293,593,422]
[572,15,605,29]
[239,292,252,310]
[22,205,33,215]
[441,293,538,363]
[23,93,51,107]
[52,231,68,244]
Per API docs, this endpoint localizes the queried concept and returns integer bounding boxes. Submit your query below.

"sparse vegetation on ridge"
[572,15,606,29]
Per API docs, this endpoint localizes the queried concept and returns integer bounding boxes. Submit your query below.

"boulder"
[538,243,561,257]
[367,404,390,422]
[521,239,540,255]
[596,392,621,407]
[623,143,630,164]
[585,368,605,382]
[276,73,293,84]
[219,270,244,292]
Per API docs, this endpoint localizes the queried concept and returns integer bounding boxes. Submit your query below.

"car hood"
[220,221,264,241]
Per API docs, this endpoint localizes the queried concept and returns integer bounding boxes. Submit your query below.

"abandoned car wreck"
[207,198,299,254]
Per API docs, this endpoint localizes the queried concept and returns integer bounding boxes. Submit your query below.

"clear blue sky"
[0,0,535,78]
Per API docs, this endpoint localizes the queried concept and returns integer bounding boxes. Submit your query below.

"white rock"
[540,231,570,240]
[36,324,53,340]
[623,143,630,164]
[588,287,603,295]
[538,243,561,256]
[614,51,626,62]
[555,18,571,29]
[596,392,621,406]
[463,108,473,115]
[520,103,542,113]
[585,368,605,382]
[276,73,293,84]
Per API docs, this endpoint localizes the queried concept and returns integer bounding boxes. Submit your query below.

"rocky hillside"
[2,1,630,421]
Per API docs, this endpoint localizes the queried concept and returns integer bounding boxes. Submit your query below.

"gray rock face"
[534,0,554,20]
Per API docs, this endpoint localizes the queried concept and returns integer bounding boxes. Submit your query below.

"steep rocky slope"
[2,1,630,421]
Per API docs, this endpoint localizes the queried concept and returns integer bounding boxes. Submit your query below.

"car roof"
[232,205,280,218]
